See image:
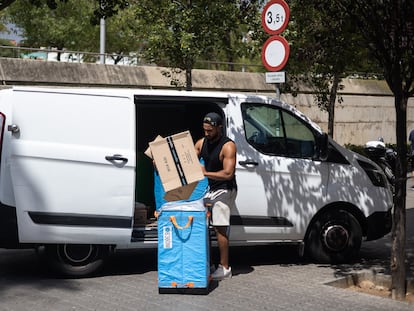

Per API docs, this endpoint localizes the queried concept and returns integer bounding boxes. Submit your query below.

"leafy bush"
[344,144,367,156]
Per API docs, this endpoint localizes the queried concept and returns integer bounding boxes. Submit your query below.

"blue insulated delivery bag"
[157,198,210,294]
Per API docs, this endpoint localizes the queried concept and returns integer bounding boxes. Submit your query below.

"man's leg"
[211,226,231,280]
[215,226,229,269]
[209,189,236,280]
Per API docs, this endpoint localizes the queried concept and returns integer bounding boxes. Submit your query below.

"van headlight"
[357,160,387,188]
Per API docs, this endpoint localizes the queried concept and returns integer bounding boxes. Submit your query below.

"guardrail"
[0,45,384,78]
[0,45,139,65]
[0,45,264,72]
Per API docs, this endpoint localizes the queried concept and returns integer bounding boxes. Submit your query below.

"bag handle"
[169,215,193,230]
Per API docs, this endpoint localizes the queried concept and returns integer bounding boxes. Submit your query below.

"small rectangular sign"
[265,71,285,84]
[163,226,172,249]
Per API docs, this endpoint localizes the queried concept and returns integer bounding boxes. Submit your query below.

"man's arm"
[194,138,203,157]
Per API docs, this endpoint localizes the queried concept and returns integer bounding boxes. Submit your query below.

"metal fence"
[0,45,384,79]
[0,45,264,72]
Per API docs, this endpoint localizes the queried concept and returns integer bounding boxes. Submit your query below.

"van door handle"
[105,154,128,163]
[7,124,20,133]
[239,160,259,167]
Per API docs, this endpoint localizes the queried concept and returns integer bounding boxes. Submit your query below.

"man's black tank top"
[200,135,237,191]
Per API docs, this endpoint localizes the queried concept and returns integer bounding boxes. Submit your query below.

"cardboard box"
[146,131,204,201]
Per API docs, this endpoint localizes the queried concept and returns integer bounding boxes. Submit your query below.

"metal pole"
[100,17,106,64]
[276,83,280,100]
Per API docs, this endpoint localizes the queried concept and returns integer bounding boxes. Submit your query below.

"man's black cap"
[203,112,222,126]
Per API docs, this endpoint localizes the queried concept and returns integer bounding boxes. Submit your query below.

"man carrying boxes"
[146,130,210,294]
[147,111,237,293]
[195,112,237,281]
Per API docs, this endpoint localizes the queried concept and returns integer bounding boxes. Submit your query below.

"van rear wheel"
[45,244,110,277]
[305,210,362,264]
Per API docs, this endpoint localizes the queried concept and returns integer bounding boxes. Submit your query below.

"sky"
[0,23,23,43]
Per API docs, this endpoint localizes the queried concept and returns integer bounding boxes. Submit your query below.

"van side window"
[242,103,316,158]
[281,111,315,158]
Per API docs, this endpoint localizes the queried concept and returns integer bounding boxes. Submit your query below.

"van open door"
[8,89,135,245]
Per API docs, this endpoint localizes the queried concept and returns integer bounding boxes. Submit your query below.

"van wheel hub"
[58,244,96,265]
[45,244,109,277]
[322,224,349,252]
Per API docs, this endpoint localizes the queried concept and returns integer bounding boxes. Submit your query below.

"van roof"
[11,85,252,99]
[8,86,323,134]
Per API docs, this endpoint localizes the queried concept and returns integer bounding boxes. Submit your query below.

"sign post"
[261,0,290,99]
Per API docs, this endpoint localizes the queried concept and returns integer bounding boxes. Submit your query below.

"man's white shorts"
[204,189,237,226]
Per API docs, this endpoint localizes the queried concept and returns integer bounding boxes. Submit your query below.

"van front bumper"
[365,209,392,241]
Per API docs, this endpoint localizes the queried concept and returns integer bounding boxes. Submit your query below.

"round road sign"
[261,0,290,35]
[261,35,290,72]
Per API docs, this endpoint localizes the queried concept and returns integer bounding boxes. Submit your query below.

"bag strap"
[169,216,193,230]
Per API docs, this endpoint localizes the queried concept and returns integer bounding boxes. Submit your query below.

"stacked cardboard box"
[145,131,204,201]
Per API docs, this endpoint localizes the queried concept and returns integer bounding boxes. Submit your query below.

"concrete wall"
[0,57,413,146]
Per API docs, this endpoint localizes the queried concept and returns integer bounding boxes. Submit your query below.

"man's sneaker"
[211,264,232,280]
[411,185,414,190]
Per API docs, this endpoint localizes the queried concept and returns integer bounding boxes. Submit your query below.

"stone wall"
[0,57,413,146]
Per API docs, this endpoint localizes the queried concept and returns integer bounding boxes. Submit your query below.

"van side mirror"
[318,132,329,161]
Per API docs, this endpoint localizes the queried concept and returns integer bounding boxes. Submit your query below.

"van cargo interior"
[134,95,227,227]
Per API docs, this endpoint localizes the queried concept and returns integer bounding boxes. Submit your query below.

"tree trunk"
[391,90,408,300]
[224,30,234,71]
[56,46,63,62]
[185,0,192,89]
[113,54,123,65]
[327,74,340,137]
[185,60,192,91]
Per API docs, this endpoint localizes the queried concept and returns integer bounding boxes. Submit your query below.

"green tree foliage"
[0,0,16,11]
[3,0,140,63]
[195,0,265,72]
[89,0,129,24]
[0,10,7,39]
[2,0,265,74]
[98,2,142,64]
[330,0,414,300]
[135,0,265,90]
[285,0,380,137]
[5,0,95,53]
[0,0,128,21]
[135,0,220,90]
[0,38,17,57]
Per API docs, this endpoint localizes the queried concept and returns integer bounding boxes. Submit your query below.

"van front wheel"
[305,210,362,264]
[45,244,110,277]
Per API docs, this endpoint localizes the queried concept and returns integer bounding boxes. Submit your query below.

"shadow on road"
[330,208,414,281]
[0,208,412,297]
[103,244,304,277]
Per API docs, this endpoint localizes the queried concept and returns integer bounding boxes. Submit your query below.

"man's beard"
[206,134,220,143]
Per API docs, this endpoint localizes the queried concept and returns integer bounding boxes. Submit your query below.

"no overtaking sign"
[261,35,290,72]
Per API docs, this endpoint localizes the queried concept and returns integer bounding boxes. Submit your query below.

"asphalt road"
[0,189,413,311]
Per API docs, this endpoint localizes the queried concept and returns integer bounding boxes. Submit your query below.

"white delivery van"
[0,86,392,276]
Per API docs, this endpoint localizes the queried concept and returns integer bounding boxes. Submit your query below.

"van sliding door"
[9,90,135,244]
